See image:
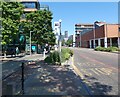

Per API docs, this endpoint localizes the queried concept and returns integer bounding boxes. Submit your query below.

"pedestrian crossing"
[79,67,113,76]
[77,62,96,66]
[76,62,114,76]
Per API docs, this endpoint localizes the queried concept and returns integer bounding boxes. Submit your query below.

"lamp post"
[30,31,33,55]
[59,19,62,52]
[59,19,62,64]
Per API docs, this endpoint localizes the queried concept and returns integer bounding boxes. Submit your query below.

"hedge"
[94,46,119,52]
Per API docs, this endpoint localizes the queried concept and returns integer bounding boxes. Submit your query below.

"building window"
[119,27,120,32]
[22,2,36,8]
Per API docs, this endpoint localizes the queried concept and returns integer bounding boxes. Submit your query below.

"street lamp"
[30,31,33,55]
[59,19,62,52]
[59,19,62,64]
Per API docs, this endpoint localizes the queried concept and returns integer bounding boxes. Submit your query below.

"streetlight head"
[59,19,62,23]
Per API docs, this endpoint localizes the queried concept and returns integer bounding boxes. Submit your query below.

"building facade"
[75,21,120,48]
[40,5,49,10]
[75,23,94,47]
[20,0,40,20]
[19,0,40,52]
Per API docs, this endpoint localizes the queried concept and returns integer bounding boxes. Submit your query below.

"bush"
[44,48,73,65]
[95,46,119,52]
[95,46,105,51]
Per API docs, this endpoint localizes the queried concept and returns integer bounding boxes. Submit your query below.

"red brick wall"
[81,31,94,47]
[81,31,94,41]
[75,24,119,48]
[95,25,105,38]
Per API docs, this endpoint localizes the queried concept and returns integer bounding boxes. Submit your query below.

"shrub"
[44,48,73,65]
[44,51,60,64]
[95,46,105,51]
[95,46,119,52]
[52,51,60,63]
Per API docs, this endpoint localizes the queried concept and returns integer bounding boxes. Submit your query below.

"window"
[119,27,120,32]
[22,2,36,8]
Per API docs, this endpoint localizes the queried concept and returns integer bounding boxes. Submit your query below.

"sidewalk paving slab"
[2,57,89,96]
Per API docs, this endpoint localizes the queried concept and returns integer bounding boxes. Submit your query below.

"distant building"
[68,35,73,40]
[75,21,120,48]
[63,31,68,42]
[75,23,94,47]
[64,31,68,38]
[40,5,49,10]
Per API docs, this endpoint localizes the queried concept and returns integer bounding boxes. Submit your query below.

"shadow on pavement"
[82,75,113,95]
[2,60,115,96]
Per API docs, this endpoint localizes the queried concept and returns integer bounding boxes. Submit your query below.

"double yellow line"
[71,56,84,79]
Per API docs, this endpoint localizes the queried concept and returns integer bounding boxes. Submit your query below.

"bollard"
[43,48,46,59]
[21,62,24,95]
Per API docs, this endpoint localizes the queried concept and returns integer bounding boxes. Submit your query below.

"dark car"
[6,47,16,55]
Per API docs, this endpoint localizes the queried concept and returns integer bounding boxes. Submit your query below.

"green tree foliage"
[24,10,56,46]
[1,2,24,46]
[65,39,73,46]
[62,39,65,46]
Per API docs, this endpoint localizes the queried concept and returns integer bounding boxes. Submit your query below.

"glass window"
[119,27,120,32]
[22,2,36,8]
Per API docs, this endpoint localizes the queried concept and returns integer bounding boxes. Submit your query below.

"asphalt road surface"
[71,47,118,95]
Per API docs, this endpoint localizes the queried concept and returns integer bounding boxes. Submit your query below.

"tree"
[62,39,65,46]
[1,2,24,51]
[65,39,73,46]
[24,10,56,48]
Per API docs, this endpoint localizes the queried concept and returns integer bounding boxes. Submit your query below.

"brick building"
[75,21,120,48]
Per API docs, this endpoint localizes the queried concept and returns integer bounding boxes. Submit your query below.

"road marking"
[72,56,84,79]
[95,68,106,75]
[81,69,92,76]
[90,68,100,75]
[78,54,118,71]
[77,62,96,67]
[100,68,112,75]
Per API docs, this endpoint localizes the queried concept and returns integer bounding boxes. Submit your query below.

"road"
[71,47,118,95]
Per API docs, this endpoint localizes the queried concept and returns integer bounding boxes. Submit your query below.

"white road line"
[95,68,106,75]
[90,68,100,75]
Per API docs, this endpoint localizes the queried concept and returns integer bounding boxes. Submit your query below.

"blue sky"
[40,2,118,36]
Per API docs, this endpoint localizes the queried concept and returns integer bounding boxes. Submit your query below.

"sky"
[40,2,118,36]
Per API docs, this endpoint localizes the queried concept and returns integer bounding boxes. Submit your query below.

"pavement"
[2,55,90,96]
[2,48,119,96]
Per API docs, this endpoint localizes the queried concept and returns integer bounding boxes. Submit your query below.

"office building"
[20,0,40,20]
[75,23,94,47]
[64,31,68,38]
[40,5,49,10]
[75,21,120,48]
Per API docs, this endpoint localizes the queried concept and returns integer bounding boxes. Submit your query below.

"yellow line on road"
[71,56,84,79]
